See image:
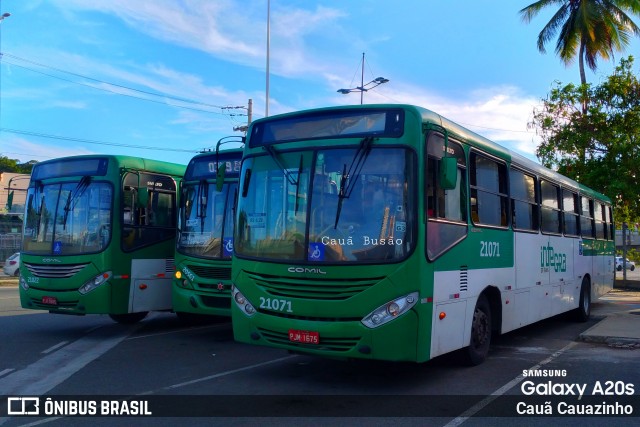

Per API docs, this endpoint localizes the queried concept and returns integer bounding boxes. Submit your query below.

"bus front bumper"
[232,307,419,362]
[19,283,112,315]
[172,281,232,317]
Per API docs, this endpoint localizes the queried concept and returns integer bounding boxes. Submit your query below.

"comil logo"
[8,397,40,415]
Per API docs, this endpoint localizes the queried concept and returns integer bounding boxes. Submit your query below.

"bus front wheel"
[109,312,148,324]
[462,294,492,366]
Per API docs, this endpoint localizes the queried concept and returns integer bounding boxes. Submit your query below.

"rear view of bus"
[18,155,185,324]
[173,148,242,319]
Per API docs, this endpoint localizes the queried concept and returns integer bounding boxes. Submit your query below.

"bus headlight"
[361,292,418,329]
[232,285,256,317]
[78,271,112,295]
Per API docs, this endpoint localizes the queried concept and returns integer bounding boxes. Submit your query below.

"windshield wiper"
[63,176,91,230]
[294,155,303,213]
[333,136,375,228]
[196,179,209,234]
[263,145,299,186]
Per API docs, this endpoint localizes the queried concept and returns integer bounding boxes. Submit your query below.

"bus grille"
[257,327,359,352]
[245,271,382,300]
[187,265,232,280]
[24,262,89,278]
[200,295,231,309]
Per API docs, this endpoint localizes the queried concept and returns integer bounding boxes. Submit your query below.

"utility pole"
[233,99,252,134]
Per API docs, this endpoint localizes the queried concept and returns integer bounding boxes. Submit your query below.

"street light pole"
[265,0,270,117]
[337,52,389,104]
[359,52,364,105]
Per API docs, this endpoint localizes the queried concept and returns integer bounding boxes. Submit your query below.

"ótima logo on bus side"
[540,244,567,273]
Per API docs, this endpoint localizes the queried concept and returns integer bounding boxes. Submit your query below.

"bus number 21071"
[480,241,501,258]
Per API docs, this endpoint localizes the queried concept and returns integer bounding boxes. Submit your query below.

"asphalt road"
[0,286,639,426]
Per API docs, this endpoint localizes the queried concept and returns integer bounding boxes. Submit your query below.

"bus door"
[129,258,174,312]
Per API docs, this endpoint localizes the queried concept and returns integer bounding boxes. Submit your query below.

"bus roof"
[247,104,611,204]
[32,154,186,179]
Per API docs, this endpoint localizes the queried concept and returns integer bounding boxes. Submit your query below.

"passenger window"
[580,197,594,238]
[425,132,467,260]
[562,189,579,236]
[510,168,538,231]
[540,180,561,234]
[470,153,508,227]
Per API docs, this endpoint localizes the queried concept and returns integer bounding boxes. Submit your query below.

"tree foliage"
[530,56,640,224]
[0,156,36,174]
[520,0,640,85]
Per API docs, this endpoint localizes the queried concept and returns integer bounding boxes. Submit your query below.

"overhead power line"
[1,53,248,116]
[1,127,202,153]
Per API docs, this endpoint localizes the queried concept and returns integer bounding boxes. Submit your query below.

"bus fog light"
[362,292,418,329]
[232,285,255,317]
[78,271,112,295]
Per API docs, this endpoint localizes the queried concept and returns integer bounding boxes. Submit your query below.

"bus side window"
[425,132,468,260]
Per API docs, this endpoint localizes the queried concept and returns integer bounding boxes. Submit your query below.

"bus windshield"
[177,182,238,259]
[236,146,415,263]
[22,181,113,255]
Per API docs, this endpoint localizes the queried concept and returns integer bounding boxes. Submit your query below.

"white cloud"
[51,0,348,78]
[333,82,544,161]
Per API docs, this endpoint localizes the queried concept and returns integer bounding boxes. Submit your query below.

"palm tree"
[520,0,640,85]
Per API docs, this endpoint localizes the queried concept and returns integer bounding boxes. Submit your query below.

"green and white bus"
[231,104,615,364]
[19,155,185,324]
[173,148,242,318]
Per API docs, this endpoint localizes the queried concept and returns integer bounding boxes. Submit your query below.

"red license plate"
[288,329,319,344]
[41,296,58,305]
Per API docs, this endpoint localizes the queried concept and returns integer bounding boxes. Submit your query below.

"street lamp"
[337,52,389,104]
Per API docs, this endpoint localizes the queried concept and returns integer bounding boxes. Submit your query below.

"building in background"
[0,172,28,264]
[1,172,29,214]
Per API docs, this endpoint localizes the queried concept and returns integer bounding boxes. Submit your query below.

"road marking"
[162,355,297,391]
[0,323,143,397]
[0,368,14,378]
[41,341,69,354]
[444,341,578,427]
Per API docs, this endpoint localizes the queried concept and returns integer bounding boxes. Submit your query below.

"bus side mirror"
[216,163,226,192]
[136,188,149,208]
[6,190,14,211]
[440,156,458,190]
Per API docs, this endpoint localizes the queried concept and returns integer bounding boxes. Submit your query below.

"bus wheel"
[462,294,492,366]
[109,312,148,324]
[574,278,591,322]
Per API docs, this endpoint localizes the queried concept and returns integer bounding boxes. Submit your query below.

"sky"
[1,0,639,166]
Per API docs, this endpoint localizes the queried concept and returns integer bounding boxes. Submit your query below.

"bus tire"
[109,312,148,324]
[574,278,591,322]
[462,294,492,366]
